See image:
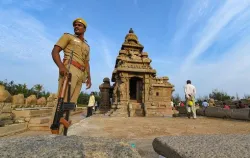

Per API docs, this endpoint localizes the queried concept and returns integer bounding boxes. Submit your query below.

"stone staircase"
[132,102,144,117]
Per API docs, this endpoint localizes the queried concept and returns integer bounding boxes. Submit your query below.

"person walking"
[184,80,197,119]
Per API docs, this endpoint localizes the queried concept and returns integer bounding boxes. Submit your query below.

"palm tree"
[33,84,43,98]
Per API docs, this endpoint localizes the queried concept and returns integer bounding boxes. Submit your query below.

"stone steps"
[28,123,50,131]
[0,123,28,137]
[28,117,50,131]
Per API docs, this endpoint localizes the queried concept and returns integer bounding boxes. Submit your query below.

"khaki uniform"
[51,33,90,134]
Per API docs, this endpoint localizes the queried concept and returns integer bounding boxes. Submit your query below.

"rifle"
[50,41,78,136]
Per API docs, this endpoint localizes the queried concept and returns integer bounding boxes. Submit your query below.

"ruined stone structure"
[99,28,175,117]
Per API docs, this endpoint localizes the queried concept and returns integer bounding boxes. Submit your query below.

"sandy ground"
[3,115,250,157]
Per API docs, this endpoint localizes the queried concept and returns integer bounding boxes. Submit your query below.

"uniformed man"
[50,18,92,134]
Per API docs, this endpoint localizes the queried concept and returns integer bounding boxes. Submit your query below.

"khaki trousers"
[185,96,197,118]
[50,62,86,135]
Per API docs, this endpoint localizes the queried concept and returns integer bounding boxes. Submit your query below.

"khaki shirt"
[55,33,90,66]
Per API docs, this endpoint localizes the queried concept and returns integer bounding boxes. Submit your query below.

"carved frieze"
[118,63,151,69]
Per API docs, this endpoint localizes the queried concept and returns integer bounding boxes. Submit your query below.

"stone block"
[29,117,50,124]
[176,106,187,114]
[1,103,12,113]
[153,134,250,158]
[231,108,250,120]
[205,107,229,118]
[196,109,204,116]
[12,109,52,118]
[0,113,13,120]
[0,123,27,137]
[28,123,50,131]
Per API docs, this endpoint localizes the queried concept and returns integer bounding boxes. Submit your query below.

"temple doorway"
[129,77,143,103]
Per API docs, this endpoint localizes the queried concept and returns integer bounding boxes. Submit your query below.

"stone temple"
[99,28,175,117]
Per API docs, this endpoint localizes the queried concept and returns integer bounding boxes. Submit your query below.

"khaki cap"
[73,18,87,28]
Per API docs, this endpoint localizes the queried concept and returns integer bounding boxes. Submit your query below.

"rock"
[205,107,230,118]
[152,134,250,158]
[24,117,31,122]
[0,120,4,127]
[0,135,84,158]
[12,94,25,106]
[47,93,57,102]
[1,103,12,113]
[231,108,250,120]
[80,136,141,158]
[37,97,47,106]
[0,85,12,103]
[0,135,141,158]
[25,95,37,107]
[0,113,13,120]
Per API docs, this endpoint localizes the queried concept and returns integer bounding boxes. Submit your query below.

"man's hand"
[86,78,92,89]
[59,65,68,76]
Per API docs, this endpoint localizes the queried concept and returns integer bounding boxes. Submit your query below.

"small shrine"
[99,28,174,117]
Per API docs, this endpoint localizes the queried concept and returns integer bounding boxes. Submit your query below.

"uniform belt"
[63,59,85,71]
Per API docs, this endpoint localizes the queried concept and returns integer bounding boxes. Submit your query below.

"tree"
[172,93,181,105]
[33,84,43,98]
[209,89,231,101]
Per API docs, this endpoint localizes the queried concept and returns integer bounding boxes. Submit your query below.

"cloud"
[166,0,250,99]
[0,0,52,11]
[0,8,58,92]
[180,0,250,72]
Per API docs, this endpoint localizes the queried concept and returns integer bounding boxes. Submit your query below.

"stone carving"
[0,85,12,103]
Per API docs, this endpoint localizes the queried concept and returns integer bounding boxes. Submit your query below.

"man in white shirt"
[184,80,197,119]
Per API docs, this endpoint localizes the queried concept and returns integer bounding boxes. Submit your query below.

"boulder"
[12,94,25,106]
[0,85,12,103]
[25,95,37,107]
[37,97,47,106]
[153,134,250,158]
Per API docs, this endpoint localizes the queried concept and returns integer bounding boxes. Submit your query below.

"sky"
[1,0,250,99]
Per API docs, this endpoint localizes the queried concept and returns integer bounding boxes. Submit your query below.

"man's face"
[73,22,86,35]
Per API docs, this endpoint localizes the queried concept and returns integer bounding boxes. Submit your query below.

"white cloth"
[170,101,174,107]
[184,84,196,98]
[88,95,95,107]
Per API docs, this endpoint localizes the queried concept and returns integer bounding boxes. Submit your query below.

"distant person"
[87,92,95,117]
[184,80,197,119]
[202,100,209,114]
[171,100,174,110]
[223,102,230,110]
[180,101,185,107]
[238,101,246,108]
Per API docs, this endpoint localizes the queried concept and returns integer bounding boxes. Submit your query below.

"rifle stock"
[50,73,75,135]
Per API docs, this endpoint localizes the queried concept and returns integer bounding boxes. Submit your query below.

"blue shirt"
[202,101,209,107]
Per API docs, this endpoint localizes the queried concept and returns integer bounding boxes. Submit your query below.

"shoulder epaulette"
[64,33,75,37]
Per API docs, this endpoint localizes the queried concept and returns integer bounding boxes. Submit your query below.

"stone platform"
[0,123,28,137]
[12,108,53,118]
[153,134,250,158]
